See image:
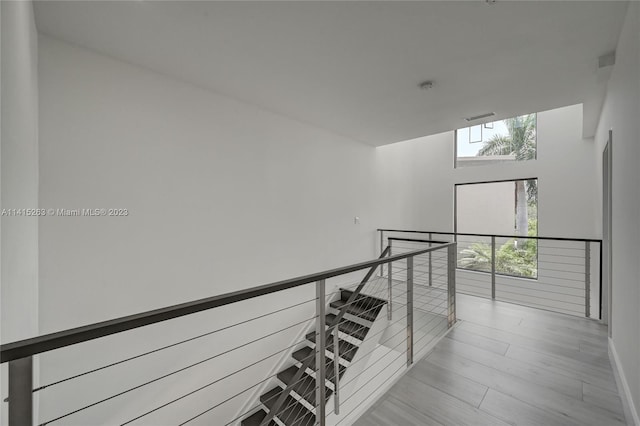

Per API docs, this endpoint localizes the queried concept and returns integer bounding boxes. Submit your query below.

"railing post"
[448,244,457,327]
[8,356,33,426]
[599,241,603,321]
[387,239,392,321]
[428,233,433,287]
[491,236,496,300]
[585,242,591,318]
[379,230,384,277]
[406,256,414,367]
[315,280,326,426]
[333,327,340,415]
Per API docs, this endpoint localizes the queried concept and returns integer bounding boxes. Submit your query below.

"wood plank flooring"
[354,294,626,426]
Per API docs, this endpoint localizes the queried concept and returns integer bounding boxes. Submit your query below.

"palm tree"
[477,114,537,236]
[458,243,492,272]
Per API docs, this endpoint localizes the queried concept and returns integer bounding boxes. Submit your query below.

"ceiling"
[34,1,629,146]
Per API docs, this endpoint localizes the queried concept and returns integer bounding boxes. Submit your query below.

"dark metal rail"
[1,243,454,364]
[378,228,602,243]
[382,230,602,320]
[3,239,458,426]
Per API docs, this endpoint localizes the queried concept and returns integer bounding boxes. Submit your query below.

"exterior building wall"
[456,181,516,236]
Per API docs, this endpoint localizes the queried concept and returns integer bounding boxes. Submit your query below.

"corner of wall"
[1,0,40,419]
[610,338,640,425]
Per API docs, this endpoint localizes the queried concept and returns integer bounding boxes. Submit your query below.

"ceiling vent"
[464,112,495,122]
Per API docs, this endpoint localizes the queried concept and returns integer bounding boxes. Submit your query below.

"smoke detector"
[419,81,434,90]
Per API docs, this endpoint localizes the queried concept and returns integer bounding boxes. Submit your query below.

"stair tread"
[305,332,358,362]
[341,289,389,305]
[292,347,346,381]
[278,366,332,406]
[330,299,381,322]
[326,313,369,341]
[242,289,385,426]
[277,399,315,426]
[260,387,282,407]
[260,387,315,426]
[241,409,278,426]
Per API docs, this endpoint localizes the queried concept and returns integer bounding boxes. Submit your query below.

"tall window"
[456,179,538,279]
[455,113,537,168]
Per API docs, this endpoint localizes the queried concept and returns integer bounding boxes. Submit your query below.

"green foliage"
[496,239,537,278]
[528,217,538,237]
[458,243,492,273]
[477,114,537,160]
[458,238,538,278]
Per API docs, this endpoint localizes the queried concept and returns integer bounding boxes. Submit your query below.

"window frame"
[454,113,538,169]
[453,178,539,281]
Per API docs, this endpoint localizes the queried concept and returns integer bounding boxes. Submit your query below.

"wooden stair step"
[292,347,346,382]
[240,409,278,426]
[330,299,381,322]
[278,365,332,406]
[325,313,369,341]
[305,332,358,362]
[242,288,387,425]
[341,289,388,307]
[260,387,315,426]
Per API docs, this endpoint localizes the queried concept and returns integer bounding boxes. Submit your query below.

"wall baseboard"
[609,337,640,426]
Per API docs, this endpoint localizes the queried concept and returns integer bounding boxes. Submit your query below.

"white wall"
[1,0,40,344]
[374,130,455,232]
[376,103,599,240]
[0,0,39,422]
[37,35,379,424]
[594,2,640,423]
[38,35,378,330]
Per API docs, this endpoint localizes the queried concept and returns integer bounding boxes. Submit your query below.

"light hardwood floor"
[354,293,626,426]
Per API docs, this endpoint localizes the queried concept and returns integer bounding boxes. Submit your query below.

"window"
[455,179,538,279]
[455,113,537,168]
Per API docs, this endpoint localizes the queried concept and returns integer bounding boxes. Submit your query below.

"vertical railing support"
[491,236,496,300]
[380,230,384,277]
[447,244,457,327]
[428,233,433,287]
[598,241,603,321]
[315,280,326,426]
[8,356,33,426]
[406,256,414,367]
[333,328,340,415]
[585,242,591,318]
[387,239,392,320]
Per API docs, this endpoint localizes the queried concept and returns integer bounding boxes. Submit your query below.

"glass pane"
[469,125,482,143]
[456,179,538,279]
[456,113,537,168]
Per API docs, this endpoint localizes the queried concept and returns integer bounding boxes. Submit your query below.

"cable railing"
[1,240,456,426]
[379,229,602,319]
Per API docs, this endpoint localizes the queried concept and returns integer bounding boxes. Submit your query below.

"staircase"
[241,289,388,426]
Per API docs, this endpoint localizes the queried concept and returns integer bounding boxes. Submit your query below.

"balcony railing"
[1,239,456,426]
[379,229,602,319]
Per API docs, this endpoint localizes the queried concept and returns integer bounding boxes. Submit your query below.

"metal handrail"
[378,228,602,243]
[383,229,602,320]
[0,242,455,363]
